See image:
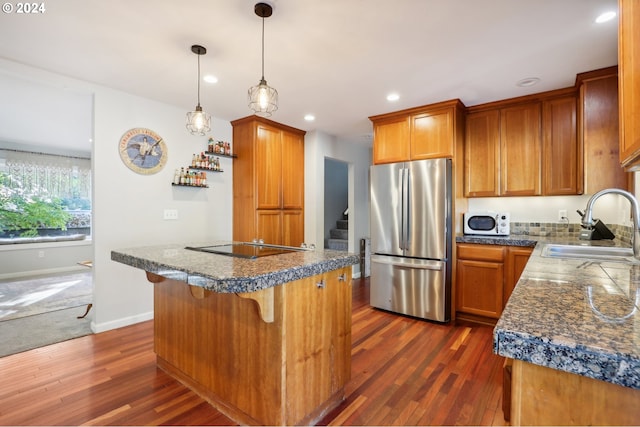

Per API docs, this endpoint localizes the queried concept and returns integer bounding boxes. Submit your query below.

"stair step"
[336,219,348,230]
[327,238,348,251]
[330,228,348,239]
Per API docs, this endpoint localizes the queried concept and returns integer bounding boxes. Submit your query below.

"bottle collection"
[191,152,222,171]
[173,167,208,187]
[208,138,232,156]
[171,137,235,188]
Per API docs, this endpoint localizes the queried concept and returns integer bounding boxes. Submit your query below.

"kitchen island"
[488,237,640,426]
[111,242,359,426]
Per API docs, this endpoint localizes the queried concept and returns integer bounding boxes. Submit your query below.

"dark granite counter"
[474,235,640,390]
[111,241,360,293]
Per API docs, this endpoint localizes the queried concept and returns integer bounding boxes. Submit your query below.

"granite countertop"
[470,234,640,389]
[111,241,360,293]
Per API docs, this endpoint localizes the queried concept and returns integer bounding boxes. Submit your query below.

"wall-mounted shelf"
[205,152,237,159]
[171,183,209,188]
[188,167,224,173]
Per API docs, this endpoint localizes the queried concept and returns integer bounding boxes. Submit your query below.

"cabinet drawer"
[457,243,505,262]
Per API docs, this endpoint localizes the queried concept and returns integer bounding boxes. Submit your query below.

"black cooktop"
[185,243,301,259]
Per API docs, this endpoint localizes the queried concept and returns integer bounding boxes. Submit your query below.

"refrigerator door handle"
[405,167,411,249]
[401,166,409,251]
[398,167,405,250]
[371,257,444,271]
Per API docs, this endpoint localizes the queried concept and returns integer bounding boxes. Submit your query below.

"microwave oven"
[463,212,510,236]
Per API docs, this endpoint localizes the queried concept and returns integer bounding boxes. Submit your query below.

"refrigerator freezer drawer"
[370,255,449,322]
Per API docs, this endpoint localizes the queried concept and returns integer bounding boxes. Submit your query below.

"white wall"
[93,90,233,332]
[305,130,371,275]
[0,58,234,333]
[468,187,637,227]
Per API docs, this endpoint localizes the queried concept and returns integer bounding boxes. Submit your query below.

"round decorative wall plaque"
[118,128,168,174]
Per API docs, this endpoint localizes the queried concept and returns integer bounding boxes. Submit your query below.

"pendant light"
[248,2,278,117]
[186,44,211,135]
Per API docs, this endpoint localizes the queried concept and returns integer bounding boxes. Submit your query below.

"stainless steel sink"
[541,244,637,263]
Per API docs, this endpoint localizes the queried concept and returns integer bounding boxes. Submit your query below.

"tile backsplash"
[510,222,632,244]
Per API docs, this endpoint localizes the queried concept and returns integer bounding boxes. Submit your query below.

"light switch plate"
[164,209,178,220]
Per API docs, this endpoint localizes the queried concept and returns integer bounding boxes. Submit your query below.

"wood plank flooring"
[0,278,508,426]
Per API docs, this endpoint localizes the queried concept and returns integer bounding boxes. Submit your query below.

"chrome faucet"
[582,188,640,260]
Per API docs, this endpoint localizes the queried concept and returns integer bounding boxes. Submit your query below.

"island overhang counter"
[111,242,360,426]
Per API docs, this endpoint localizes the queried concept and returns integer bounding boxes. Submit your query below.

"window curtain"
[0,149,91,200]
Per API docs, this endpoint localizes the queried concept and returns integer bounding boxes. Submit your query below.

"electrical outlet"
[163,209,178,220]
[558,209,567,220]
[38,250,44,258]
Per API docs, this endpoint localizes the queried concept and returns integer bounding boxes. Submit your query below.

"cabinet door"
[372,116,410,164]
[282,210,304,247]
[456,259,504,319]
[256,125,282,209]
[465,110,500,197]
[582,73,630,192]
[619,0,640,167]
[543,95,580,195]
[282,132,304,210]
[504,246,533,305]
[256,210,282,245]
[411,109,453,159]
[500,103,542,196]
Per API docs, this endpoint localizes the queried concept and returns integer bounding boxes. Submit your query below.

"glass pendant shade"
[248,3,278,116]
[186,104,211,136]
[186,44,211,135]
[248,78,278,116]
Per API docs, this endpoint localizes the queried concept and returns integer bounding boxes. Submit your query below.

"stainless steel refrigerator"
[369,158,452,322]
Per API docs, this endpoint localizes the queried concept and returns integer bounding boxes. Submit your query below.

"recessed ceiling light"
[203,74,218,84]
[304,114,315,121]
[386,93,400,102]
[516,77,540,87]
[595,11,616,23]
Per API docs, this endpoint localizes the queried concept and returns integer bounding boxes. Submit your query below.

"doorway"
[324,158,349,250]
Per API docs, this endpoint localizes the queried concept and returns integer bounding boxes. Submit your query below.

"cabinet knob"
[338,274,346,282]
[316,280,325,289]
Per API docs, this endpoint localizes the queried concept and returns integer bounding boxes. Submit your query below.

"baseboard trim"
[0,265,87,281]
[91,311,154,333]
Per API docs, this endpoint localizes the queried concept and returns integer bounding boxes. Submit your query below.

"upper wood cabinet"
[465,110,500,197]
[619,0,640,169]
[370,99,465,164]
[500,102,542,196]
[465,88,582,197]
[542,94,580,195]
[232,116,305,246]
[577,67,631,192]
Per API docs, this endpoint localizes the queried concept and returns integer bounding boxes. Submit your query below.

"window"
[0,149,91,239]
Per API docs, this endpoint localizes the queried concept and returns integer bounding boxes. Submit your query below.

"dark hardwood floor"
[0,277,507,426]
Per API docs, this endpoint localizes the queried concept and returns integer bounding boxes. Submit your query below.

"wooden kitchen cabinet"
[465,110,500,197]
[619,0,640,169]
[456,244,506,320]
[371,115,411,164]
[577,67,631,192]
[504,246,533,304]
[456,243,532,324]
[370,99,465,164]
[542,93,580,195]
[500,102,542,196]
[232,116,306,246]
[465,88,583,197]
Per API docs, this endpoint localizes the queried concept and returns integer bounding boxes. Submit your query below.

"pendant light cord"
[261,15,265,80]
[197,53,202,106]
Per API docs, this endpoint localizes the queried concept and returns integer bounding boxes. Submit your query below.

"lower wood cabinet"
[456,243,533,323]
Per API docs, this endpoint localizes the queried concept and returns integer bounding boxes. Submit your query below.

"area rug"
[0,306,93,357]
[0,271,92,321]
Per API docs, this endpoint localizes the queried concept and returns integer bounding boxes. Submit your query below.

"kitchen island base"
[149,267,352,426]
[510,359,640,426]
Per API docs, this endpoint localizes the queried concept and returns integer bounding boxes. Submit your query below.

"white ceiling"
[0,0,619,154]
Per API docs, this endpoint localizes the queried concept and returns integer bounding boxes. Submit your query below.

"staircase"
[327,215,348,251]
